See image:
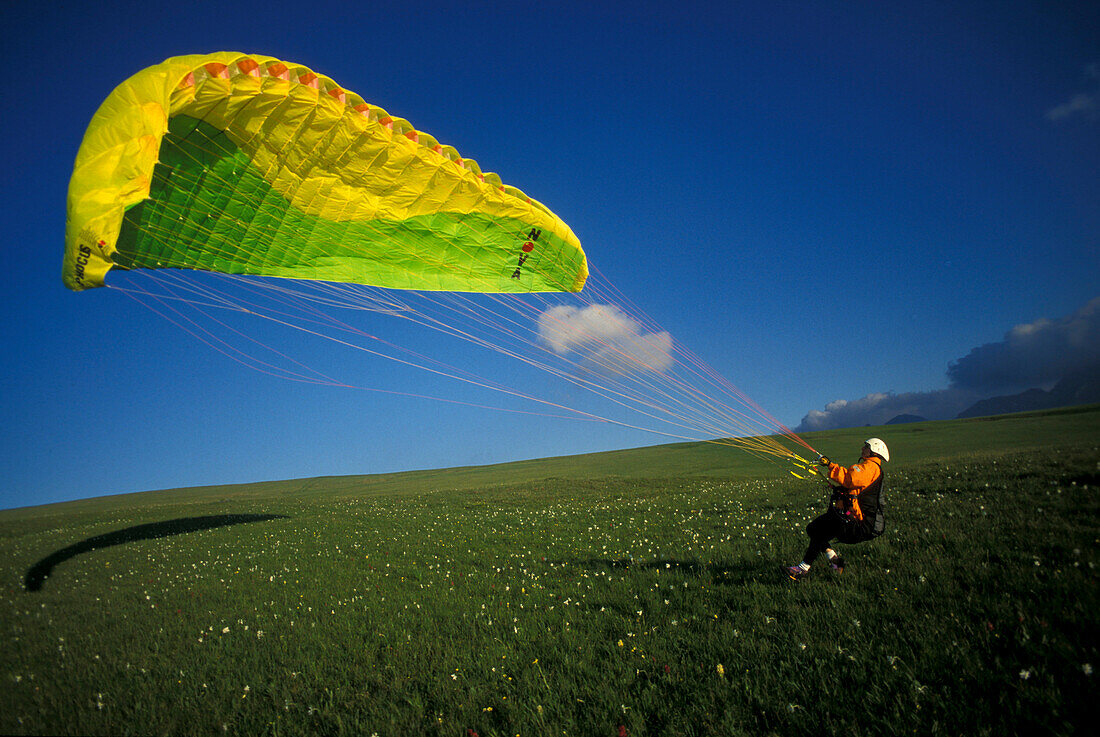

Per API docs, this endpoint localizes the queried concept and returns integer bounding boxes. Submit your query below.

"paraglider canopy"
[64,52,587,294]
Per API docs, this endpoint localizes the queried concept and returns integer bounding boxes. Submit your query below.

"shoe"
[787,565,809,581]
[830,556,846,574]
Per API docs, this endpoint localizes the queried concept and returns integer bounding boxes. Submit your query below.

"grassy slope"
[8,404,1098,517]
[1,405,1097,736]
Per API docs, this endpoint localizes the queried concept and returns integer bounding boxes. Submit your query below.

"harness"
[860,463,886,537]
[830,459,886,538]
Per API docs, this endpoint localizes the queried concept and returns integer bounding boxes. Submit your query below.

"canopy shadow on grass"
[24,513,287,592]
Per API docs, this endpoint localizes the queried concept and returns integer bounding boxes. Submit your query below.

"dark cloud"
[797,297,1100,432]
[797,389,980,432]
[947,297,1100,393]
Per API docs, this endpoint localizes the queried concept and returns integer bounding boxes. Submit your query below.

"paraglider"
[787,438,890,580]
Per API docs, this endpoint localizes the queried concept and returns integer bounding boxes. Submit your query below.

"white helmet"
[864,437,889,462]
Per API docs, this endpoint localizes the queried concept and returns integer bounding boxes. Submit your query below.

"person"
[787,438,889,581]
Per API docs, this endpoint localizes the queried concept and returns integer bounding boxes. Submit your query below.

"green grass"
[2,406,1098,736]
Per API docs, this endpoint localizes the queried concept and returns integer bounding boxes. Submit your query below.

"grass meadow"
[1,406,1098,736]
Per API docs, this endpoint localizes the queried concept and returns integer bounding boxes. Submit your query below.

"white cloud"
[539,304,638,354]
[537,304,674,373]
[1046,63,1100,122]
[1047,92,1097,121]
[588,330,675,374]
[797,389,979,432]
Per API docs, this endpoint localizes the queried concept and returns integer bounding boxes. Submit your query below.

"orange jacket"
[826,456,883,521]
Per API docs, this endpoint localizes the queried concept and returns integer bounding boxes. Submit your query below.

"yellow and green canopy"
[64,52,587,293]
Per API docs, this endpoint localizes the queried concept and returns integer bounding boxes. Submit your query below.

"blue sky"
[2,0,1098,510]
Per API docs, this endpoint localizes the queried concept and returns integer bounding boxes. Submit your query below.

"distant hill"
[957,366,1100,419]
[886,414,928,424]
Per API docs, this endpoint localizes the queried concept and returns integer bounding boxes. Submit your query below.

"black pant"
[802,508,873,565]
